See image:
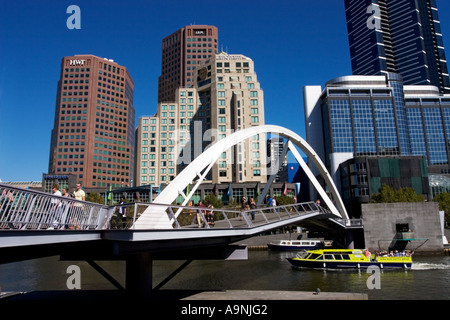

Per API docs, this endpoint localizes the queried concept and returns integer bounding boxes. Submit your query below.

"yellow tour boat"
[287,249,413,269]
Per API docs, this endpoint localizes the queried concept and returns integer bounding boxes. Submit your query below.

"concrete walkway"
[182,289,368,300]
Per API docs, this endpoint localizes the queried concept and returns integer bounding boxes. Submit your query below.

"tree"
[203,193,223,209]
[371,184,424,203]
[85,192,105,204]
[433,192,450,225]
[275,194,293,206]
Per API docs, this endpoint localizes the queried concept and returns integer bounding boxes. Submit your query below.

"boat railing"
[295,250,310,259]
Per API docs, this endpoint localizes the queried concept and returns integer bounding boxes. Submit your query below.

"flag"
[107,186,112,200]
[296,183,301,196]
[213,184,218,197]
[158,183,161,195]
[283,182,287,196]
[256,183,260,196]
[227,183,232,196]
[186,184,189,196]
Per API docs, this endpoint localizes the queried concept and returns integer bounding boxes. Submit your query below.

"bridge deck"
[0,183,362,262]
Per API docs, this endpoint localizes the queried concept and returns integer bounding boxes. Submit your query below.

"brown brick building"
[158,25,219,103]
[48,54,135,188]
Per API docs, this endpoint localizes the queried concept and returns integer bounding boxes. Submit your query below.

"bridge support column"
[125,252,153,299]
[346,231,355,249]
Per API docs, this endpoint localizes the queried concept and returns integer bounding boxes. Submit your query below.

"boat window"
[324,254,334,260]
[342,254,350,260]
[334,255,343,260]
[292,242,300,245]
[307,253,322,260]
[304,242,309,245]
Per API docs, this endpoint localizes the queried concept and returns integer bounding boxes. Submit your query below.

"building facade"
[158,25,219,103]
[267,137,288,182]
[136,52,267,186]
[304,73,450,212]
[345,0,450,93]
[194,52,267,184]
[135,87,202,186]
[48,54,135,188]
[340,156,430,217]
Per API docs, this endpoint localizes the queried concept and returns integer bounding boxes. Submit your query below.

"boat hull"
[287,258,412,269]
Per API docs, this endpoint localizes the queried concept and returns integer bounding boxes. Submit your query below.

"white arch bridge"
[134,124,352,229]
[0,125,362,239]
[0,125,363,298]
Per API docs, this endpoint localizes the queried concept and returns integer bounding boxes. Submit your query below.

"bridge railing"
[123,201,324,229]
[0,182,357,231]
[0,184,113,230]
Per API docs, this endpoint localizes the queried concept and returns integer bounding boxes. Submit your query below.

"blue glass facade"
[319,74,450,172]
[406,97,450,167]
[323,74,408,160]
[345,0,450,94]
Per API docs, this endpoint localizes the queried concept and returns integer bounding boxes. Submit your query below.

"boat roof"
[307,249,364,254]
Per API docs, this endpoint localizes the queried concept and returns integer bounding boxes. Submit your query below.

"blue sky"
[1,0,450,182]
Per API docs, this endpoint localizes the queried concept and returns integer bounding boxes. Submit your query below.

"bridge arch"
[134,125,348,229]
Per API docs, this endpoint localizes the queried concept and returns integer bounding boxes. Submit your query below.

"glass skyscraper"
[304,74,450,179]
[345,0,450,93]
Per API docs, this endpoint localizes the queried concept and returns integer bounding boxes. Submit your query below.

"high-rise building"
[195,52,267,184]
[345,0,450,93]
[136,52,267,186]
[48,54,135,188]
[304,73,450,191]
[158,25,219,103]
[267,137,288,182]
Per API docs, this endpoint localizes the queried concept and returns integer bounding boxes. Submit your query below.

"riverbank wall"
[361,202,443,253]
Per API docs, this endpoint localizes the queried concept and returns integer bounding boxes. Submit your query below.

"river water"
[1,250,450,300]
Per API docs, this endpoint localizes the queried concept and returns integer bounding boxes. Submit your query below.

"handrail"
[0,182,357,231]
[0,183,114,230]
[127,201,325,230]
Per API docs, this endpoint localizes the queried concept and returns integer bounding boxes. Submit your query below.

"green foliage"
[371,184,424,203]
[85,192,105,204]
[433,192,450,224]
[275,194,294,206]
[203,193,223,208]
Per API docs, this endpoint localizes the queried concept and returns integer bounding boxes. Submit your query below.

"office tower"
[158,25,219,103]
[194,52,267,184]
[267,137,288,182]
[136,52,267,186]
[304,73,450,184]
[48,54,135,188]
[135,87,201,186]
[345,0,450,93]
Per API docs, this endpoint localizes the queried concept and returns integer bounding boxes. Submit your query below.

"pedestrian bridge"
[0,125,364,297]
[0,125,362,251]
[0,182,361,250]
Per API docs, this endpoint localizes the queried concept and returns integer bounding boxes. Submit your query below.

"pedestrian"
[241,197,248,210]
[197,200,205,228]
[71,183,85,229]
[49,184,62,229]
[1,189,15,228]
[118,196,127,229]
[62,188,70,198]
[206,201,215,226]
[250,197,256,220]
[60,188,71,229]
[73,183,85,201]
